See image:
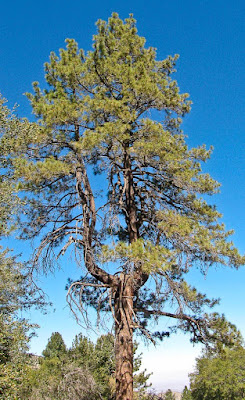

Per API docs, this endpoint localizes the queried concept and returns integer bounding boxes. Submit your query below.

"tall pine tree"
[1,14,244,400]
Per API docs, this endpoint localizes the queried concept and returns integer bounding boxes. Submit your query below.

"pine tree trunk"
[114,274,134,400]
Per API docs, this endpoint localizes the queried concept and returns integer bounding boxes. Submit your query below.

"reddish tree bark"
[114,274,134,400]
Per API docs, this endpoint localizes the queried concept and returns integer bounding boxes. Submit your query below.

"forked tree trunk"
[114,274,134,400]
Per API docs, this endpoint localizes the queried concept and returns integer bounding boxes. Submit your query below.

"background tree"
[70,333,95,370]
[189,326,245,400]
[181,386,192,400]
[27,331,152,400]
[28,331,101,400]
[0,246,39,398]
[190,346,245,400]
[0,251,32,400]
[93,333,115,399]
[42,331,67,360]
[133,342,152,399]
[1,13,244,400]
[0,95,46,399]
[29,331,113,400]
[164,389,175,400]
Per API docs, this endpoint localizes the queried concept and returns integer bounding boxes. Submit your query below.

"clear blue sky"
[1,0,245,392]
